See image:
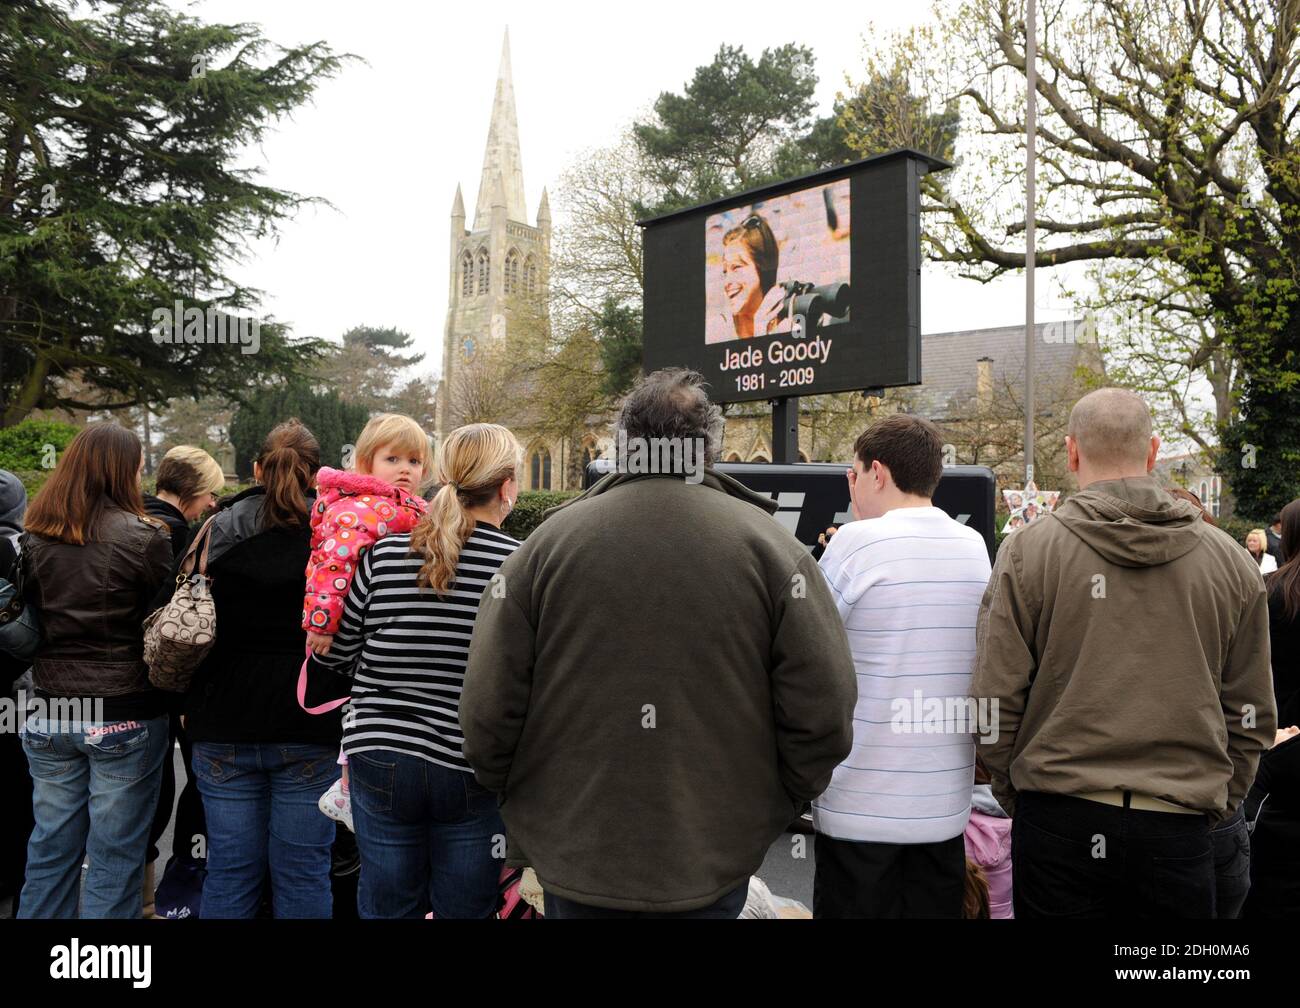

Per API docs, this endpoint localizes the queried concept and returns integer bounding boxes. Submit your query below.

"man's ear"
[871,459,888,490]
[1065,436,1080,473]
[1146,435,1161,473]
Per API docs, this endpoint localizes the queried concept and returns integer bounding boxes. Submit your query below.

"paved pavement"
[4,743,815,917]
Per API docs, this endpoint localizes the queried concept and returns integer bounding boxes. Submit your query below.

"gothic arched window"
[460,252,474,297]
[524,255,538,294]
[530,448,552,491]
[505,248,520,295]
[476,248,490,295]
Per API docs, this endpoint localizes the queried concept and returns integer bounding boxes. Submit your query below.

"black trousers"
[1013,791,1215,918]
[0,716,34,916]
[813,832,965,918]
[146,713,206,864]
[543,882,748,919]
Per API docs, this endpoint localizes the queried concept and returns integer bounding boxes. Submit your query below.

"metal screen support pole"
[771,396,799,464]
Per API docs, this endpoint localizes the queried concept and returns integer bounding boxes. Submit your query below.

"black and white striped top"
[316,521,519,772]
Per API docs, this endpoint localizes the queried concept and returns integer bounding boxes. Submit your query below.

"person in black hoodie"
[181,420,341,918]
[141,446,225,917]
[17,425,172,919]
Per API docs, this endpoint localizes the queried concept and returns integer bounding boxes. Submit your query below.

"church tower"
[438,30,550,443]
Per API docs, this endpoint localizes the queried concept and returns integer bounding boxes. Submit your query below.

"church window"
[530,448,552,490]
[524,255,538,293]
[476,249,490,295]
[460,252,474,297]
[505,248,520,294]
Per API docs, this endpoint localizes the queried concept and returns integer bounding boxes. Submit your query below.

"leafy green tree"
[0,0,353,427]
[594,299,643,398]
[315,326,425,412]
[229,381,368,481]
[633,44,819,215]
[844,0,1300,516]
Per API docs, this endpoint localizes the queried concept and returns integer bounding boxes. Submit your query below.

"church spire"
[473,29,528,229]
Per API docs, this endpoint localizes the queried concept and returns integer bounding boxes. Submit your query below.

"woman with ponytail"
[180,419,342,918]
[308,422,521,917]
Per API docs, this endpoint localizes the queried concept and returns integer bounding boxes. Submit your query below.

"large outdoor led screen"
[642,149,945,404]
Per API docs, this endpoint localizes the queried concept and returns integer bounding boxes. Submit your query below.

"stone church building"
[436,32,579,490]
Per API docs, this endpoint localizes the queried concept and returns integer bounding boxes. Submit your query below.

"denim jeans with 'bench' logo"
[19,714,168,919]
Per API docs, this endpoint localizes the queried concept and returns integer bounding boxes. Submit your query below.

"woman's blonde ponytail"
[410,423,520,597]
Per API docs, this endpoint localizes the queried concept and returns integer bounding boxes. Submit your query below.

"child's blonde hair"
[354,414,433,478]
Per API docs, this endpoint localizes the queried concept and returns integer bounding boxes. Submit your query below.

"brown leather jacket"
[21,507,172,697]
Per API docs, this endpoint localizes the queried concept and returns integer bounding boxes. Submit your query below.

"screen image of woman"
[705,178,851,345]
[721,214,786,340]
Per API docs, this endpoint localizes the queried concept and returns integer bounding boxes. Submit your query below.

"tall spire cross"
[474,29,528,229]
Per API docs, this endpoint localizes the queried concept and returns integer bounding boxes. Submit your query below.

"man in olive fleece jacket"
[460,376,856,916]
[972,387,1275,918]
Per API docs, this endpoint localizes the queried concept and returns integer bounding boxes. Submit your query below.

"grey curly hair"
[617,368,724,464]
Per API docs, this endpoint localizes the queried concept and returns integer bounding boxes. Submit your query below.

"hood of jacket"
[542,468,780,521]
[315,466,423,500]
[1050,476,1205,569]
[0,470,26,547]
[971,783,1008,819]
[965,809,1013,867]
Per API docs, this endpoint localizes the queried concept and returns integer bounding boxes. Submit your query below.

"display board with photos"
[1002,480,1060,533]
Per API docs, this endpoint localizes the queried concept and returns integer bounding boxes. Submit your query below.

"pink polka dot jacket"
[302,467,428,635]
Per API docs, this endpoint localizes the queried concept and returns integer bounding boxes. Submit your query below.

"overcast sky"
[170,0,1077,379]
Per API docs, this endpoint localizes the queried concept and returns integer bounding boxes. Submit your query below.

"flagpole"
[1024,0,1037,486]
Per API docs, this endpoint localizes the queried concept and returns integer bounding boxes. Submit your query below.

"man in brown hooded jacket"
[972,387,1275,918]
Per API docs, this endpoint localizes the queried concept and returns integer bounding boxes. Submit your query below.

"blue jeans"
[349,750,505,919]
[192,742,339,919]
[19,714,168,919]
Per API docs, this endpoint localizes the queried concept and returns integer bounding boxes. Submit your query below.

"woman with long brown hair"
[1265,499,1300,729]
[309,422,521,917]
[181,419,342,918]
[17,423,173,919]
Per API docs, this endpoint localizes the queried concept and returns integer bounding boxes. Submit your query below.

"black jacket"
[0,534,27,690]
[21,508,173,720]
[1243,734,1300,917]
[1267,526,1285,564]
[1268,585,1300,730]
[181,485,340,747]
[143,493,192,563]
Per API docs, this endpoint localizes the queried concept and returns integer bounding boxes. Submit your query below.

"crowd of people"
[0,370,1296,919]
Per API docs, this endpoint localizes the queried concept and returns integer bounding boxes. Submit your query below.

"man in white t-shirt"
[813,414,992,918]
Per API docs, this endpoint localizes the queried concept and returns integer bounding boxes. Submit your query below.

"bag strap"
[296,653,350,715]
[179,514,219,579]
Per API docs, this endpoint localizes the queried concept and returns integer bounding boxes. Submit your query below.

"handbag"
[0,549,42,661]
[142,514,218,692]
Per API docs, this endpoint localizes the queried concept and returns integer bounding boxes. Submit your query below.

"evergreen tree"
[0,0,353,426]
[229,381,368,480]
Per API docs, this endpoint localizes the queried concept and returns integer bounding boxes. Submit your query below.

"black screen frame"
[640,148,949,405]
